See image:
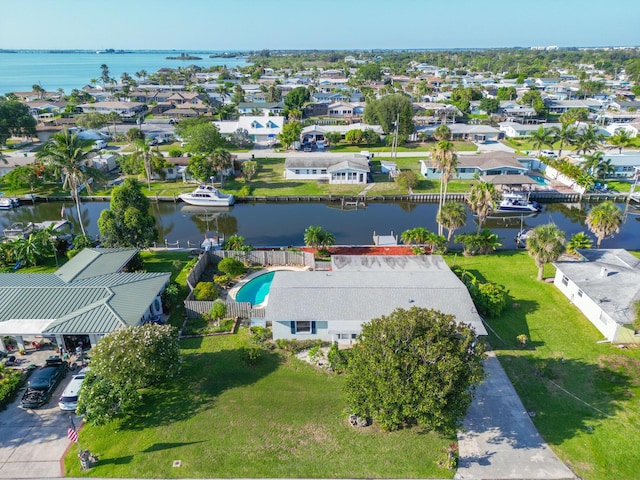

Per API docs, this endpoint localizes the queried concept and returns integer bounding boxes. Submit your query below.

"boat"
[496,192,542,213]
[178,185,234,207]
[3,222,36,239]
[0,192,20,210]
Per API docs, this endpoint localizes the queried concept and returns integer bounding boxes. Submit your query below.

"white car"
[58,368,89,411]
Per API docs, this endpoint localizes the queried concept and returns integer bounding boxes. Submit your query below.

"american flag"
[67,427,78,443]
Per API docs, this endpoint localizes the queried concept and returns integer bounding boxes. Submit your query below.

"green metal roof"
[0,249,170,336]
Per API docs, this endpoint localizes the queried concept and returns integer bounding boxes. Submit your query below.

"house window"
[295,169,300,174]
[296,321,311,334]
[312,169,317,175]
[577,289,583,297]
[561,275,569,286]
[321,169,327,174]
[167,168,174,174]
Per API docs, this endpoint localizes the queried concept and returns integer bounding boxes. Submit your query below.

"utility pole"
[391,113,399,161]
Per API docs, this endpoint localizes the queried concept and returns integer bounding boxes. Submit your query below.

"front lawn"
[445,251,640,480]
[64,330,454,478]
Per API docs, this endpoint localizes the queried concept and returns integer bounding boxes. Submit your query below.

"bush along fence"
[183,249,315,320]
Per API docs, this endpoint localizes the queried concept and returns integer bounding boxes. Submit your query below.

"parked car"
[93,140,108,150]
[58,367,89,411]
[21,357,68,409]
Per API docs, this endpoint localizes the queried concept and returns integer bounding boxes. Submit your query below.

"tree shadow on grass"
[142,440,207,453]
[121,347,282,431]
[496,354,633,446]
[95,455,134,466]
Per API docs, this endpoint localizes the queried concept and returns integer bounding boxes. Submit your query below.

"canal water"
[1,200,639,250]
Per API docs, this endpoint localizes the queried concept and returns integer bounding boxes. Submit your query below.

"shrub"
[453,268,508,317]
[167,147,183,158]
[0,367,23,408]
[239,185,252,197]
[161,282,180,310]
[209,300,227,320]
[193,282,219,301]
[214,273,232,288]
[327,343,350,373]
[274,338,322,353]
[217,257,246,277]
[250,326,272,346]
[241,346,263,366]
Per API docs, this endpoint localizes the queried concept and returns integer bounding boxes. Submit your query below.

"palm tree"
[529,126,555,157]
[467,182,499,231]
[221,235,251,251]
[400,227,432,246]
[437,201,467,243]
[550,123,578,157]
[210,148,232,186]
[566,232,593,255]
[433,124,451,141]
[574,124,604,156]
[581,150,604,176]
[106,111,121,138]
[10,233,47,266]
[130,139,167,191]
[608,129,633,154]
[432,140,458,235]
[304,226,335,249]
[525,223,566,281]
[586,201,623,247]
[36,129,101,236]
[595,159,615,180]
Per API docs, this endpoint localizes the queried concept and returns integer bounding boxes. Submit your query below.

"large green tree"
[181,122,225,154]
[526,223,566,281]
[77,324,181,425]
[586,201,623,248]
[0,100,38,145]
[98,178,158,247]
[363,94,414,135]
[284,86,310,110]
[278,121,302,149]
[344,307,485,433]
[37,129,101,236]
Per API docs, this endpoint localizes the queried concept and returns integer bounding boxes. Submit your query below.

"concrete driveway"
[0,357,81,479]
[455,351,576,479]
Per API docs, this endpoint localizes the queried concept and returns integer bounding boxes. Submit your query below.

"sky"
[1,0,639,51]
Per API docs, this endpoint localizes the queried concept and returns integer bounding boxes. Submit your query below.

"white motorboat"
[496,192,541,213]
[0,192,20,210]
[178,185,234,207]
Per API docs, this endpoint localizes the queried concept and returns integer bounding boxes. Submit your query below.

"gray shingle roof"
[264,255,486,335]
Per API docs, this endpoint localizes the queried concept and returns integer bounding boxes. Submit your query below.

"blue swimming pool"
[529,175,550,186]
[235,271,275,305]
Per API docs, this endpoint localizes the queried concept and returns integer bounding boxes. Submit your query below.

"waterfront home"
[0,248,170,354]
[213,116,284,144]
[237,102,284,116]
[553,249,640,344]
[544,99,604,114]
[283,155,369,184]
[78,101,147,118]
[300,123,384,144]
[420,151,529,180]
[499,122,560,138]
[265,255,487,343]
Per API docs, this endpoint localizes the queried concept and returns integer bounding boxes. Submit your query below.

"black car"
[21,357,68,408]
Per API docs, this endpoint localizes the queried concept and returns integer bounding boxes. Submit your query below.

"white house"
[88,153,118,172]
[283,155,369,184]
[213,116,284,144]
[499,122,560,138]
[265,255,487,343]
[598,153,640,178]
[236,102,284,115]
[553,249,640,344]
[78,101,146,118]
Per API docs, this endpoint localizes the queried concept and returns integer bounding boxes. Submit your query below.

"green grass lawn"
[64,330,454,478]
[445,251,640,480]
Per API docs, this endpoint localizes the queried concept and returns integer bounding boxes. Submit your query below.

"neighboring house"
[544,99,604,114]
[300,123,384,143]
[237,102,284,115]
[596,153,640,178]
[499,122,561,138]
[283,155,369,184]
[213,115,284,144]
[88,153,118,172]
[553,249,640,344]
[327,102,355,117]
[0,155,37,177]
[417,124,500,143]
[78,101,146,118]
[0,248,170,354]
[499,102,537,119]
[420,151,529,180]
[265,255,487,342]
[312,91,349,103]
[603,123,638,138]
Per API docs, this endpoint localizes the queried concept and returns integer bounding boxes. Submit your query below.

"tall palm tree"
[210,148,232,187]
[467,182,499,231]
[550,123,578,157]
[595,159,615,180]
[433,124,451,141]
[526,223,566,281]
[432,140,458,235]
[36,129,101,236]
[586,201,623,247]
[581,150,604,176]
[608,129,633,154]
[574,124,604,156]
[130,139,167,191]
[400,227,432,245]
[304,225,335,249]
[106,111,121,138]
[529,126,555,157]
[437,201,467,243]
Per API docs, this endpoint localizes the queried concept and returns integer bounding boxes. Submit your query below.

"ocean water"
[0,51,249,95]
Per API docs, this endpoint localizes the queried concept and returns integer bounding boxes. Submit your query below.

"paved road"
[0,352,82,479]
[455,351,576,480]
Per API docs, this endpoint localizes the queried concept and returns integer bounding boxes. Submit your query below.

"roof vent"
[600,267,608,278]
